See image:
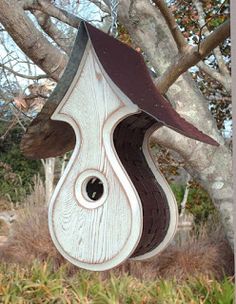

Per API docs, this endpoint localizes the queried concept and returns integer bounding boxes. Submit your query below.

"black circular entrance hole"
[85,177,104,201]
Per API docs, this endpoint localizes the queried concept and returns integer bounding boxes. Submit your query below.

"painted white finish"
[75,169,109,209]
[132,123,179,261]
[48,43,143,271]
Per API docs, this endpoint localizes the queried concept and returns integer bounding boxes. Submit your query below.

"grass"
[1,200,234,281]
[0,177,234,282]
[0,177,234,303]
[0,261,234,304]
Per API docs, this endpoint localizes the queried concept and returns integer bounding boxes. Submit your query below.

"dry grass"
[0,205,65,267]
[23,175,46,207]
[126,221,234,281]
[0,177,234,281]
[0,176,65,268]
[0,198,12,211]
[0,219,9,236]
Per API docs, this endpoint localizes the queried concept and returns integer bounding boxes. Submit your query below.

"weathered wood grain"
[48,44,143,271]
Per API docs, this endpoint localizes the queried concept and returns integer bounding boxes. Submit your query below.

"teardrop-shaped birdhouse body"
[21,21,218,272]
[48,44,143,270]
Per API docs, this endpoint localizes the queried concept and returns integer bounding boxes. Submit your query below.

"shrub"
[0,176,65,268]
[0,181,233,281]
[0,262,234,303]
[171,182,217,225]
[0,123,42,203]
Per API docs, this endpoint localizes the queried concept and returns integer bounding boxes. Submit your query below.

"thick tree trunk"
[119,0,233,248]
[0,0,68,81]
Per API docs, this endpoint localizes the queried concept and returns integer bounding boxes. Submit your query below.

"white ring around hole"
[75,170,109,209]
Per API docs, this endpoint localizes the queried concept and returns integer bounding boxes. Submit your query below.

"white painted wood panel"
[48,44,143,271]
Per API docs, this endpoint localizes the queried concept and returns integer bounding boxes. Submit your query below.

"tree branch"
[41,158,46,168]
[193,0,231,94]
[0,0,68,81]
[102,0,111,8]
[193,0,230,78]
[0,63,49,80]
[197,61,231,92]
[10,105,27,131]
[22,0,81,28]
[0,89,13,103]
[0,117,17,141]
[153,0,187,52]
[179,173,191,217]
[89,0,110,14]
[33,11,73,54]
[156,19,230,94]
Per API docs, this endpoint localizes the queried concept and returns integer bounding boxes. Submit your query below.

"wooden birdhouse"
[21,21,218,271]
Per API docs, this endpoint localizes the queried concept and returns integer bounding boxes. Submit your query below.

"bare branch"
[22,0,81,28]
[0,63,49,80]
[41,159,46,168]
[156,19,230,94]
[0,118,16,140]
[33,11,73,54]
[197,61,231,93]
[207,95,231,102]
[10,101,33,120]
[0,39,23,88]
[89,0,110,14]
[0,88,13,103]
[153,0,187,51]
[179,173,191,217]
[102,0,111,8]
[193,0,230,77]
[10,105,26,131]
[0,0,68,81]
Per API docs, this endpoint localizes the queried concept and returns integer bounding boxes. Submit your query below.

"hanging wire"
[109,0,119,37]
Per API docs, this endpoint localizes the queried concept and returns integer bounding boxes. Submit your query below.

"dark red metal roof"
[21,21,218,159]
[85,22,218,146]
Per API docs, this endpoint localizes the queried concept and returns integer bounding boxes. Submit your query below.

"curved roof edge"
[85,22,218,146]
[21,21,218,159]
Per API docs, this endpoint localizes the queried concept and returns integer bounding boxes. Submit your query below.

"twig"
[207,95,231,102]
[156,19,230,94]
[10,102,33,120]
[0,117,17,141]
[193,0,230,78]
[89,0,110,14]
[41,159,46,168]
[0,0,68,81]
[197,0,228,53]
[197,61,231,92]
[22,0,81,28]
[10,105,27,131]
[0,63,48,80]
[180,173,191,217]
[33,11,73,54]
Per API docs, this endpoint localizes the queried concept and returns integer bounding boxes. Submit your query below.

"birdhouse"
[21,21,218,271]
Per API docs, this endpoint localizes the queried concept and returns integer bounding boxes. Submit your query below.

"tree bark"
[118,0,233,248]
[0,0,68,81]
